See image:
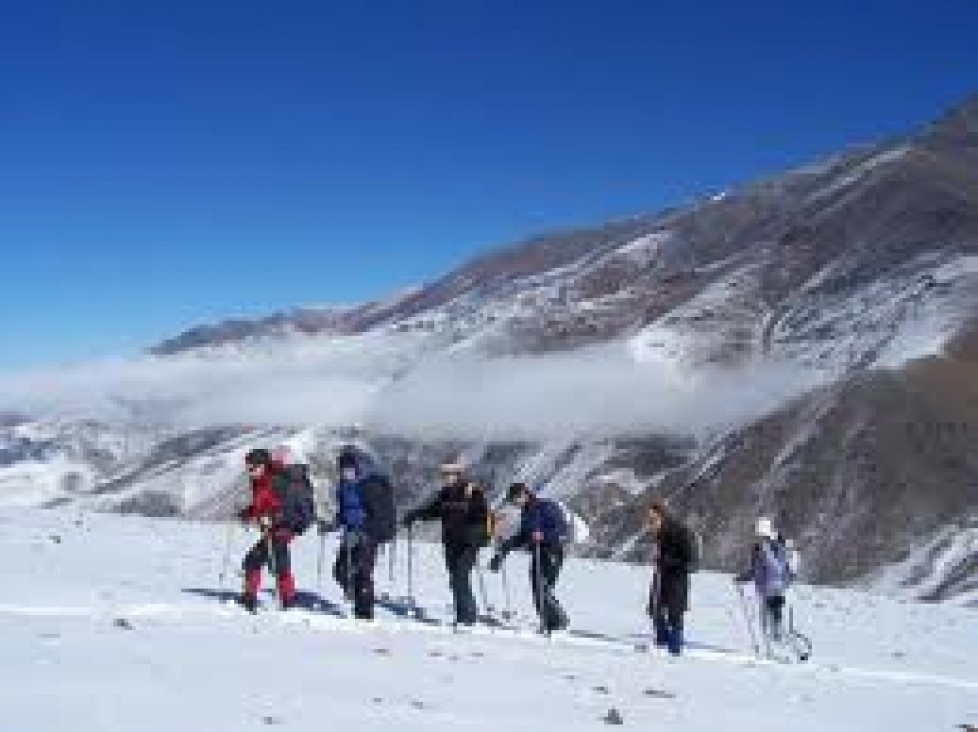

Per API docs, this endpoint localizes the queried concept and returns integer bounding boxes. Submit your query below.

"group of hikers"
[232,444,806,659]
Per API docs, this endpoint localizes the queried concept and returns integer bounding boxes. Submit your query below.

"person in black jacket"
[647,501,694,656]
[401,461,489,627]
[489,483,570,634]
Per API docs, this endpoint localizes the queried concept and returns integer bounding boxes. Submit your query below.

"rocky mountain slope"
[1,96,976,604]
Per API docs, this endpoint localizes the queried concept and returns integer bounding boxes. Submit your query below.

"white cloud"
[0,335,826,440]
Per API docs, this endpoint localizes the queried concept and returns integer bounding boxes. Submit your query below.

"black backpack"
[360,473,397,544]
[274,464,317,535]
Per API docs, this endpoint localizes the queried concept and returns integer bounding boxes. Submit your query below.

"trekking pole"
[735,583,760,657]
[500,561,514,621]
[533,542,550,637]
[787,603,813,661]
[265,524,280,610]
[474,549,491,619]
[218,520,236,603]
[388,534,397,594]
[344,531,355,616]
[315,528,327,610]
[406,525,415,609]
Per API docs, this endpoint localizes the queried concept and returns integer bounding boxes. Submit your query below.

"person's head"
[439,460,465,487]
[506,482,533,507]
[647,500,668,534]
[755,517,775,540]
[244,448,271,478]
[338,448,360,482]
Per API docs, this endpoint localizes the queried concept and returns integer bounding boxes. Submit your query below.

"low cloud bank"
[0,338,826,440]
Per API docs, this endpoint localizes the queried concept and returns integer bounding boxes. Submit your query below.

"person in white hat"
[401,459,490,628]
[734,516,793,641]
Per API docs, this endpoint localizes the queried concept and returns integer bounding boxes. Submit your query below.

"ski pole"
[345,531,355,616]
[500,561,513,621]
[735,583,760,657]
[533,542,549,637]
[316,528,327,609]
[388,534,396,590]
[218,520,235,603]
[474,549,491,618]
[265,523,280,609]
[407,525,415,608]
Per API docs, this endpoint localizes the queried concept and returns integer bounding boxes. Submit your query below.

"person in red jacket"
[238,448,297,612]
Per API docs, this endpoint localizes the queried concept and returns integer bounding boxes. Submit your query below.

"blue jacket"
[500,496,567,554]
[334,446,397,543]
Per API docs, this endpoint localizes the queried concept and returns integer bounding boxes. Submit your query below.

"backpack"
[360,473,397,544]
[784,537,801,579]
[556,501,590,545]
[275,464,316,535]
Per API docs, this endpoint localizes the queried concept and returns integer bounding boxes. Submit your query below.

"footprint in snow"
[593,685,611,695]
[643,688,676,700]
[602,708,624,726]
[261,715,283,726]
[113,618,134,631]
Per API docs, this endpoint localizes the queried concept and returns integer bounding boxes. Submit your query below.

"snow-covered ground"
[2,508,975,731]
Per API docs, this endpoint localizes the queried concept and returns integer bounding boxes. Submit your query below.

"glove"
[488,554,503,573]
[317,519,337,536]
[237,508,252,524]
[401,512,416,529]
[257,516,272,531]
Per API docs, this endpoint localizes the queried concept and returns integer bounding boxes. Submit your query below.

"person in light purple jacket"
[734,517,794,641]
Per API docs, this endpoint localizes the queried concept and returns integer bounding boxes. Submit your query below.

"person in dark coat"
[647,501,695,656]
[402,461,489,627]
[237,448,297,612]
[489,483,570,633]
[328,445,396,620]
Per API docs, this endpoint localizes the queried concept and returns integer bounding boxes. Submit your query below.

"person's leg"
[665,603,684,656]
[453,546,479,625]
[332,537,350,596]
[540,546,568,630]
[353,539,378,619]
[273,535,296,608]
[241,540,267,610]
[765,595,786,641]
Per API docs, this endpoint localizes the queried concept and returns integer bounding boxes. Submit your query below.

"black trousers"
[444,544,479,625]
[243,535,291,574]
[530,544,568,631]
[333,533,379,619]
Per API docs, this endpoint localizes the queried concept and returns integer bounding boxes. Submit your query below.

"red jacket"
[241,461,285,522]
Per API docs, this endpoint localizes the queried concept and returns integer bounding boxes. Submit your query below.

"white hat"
[755,517,775,539]
[439,460,465,475]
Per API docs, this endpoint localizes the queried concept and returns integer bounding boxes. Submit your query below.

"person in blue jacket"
[489,482,569,633]
[326,445,396,620]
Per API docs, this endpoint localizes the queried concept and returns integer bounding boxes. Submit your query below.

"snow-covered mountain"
[1,96,977,604]
[3,507,976,732]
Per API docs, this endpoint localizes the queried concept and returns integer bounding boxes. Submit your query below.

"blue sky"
[0,0,976,370]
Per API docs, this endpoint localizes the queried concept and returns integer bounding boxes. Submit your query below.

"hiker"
[489,483,569,634]
[327,445,396,620]
[401,461,490,627]
[237,448,298,612]
[646,501,696,656]
[734,517,794,642]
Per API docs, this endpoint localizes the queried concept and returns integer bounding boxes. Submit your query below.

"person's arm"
[734,545,757,583]
[403,487,444,525]
[497,508,532,556]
